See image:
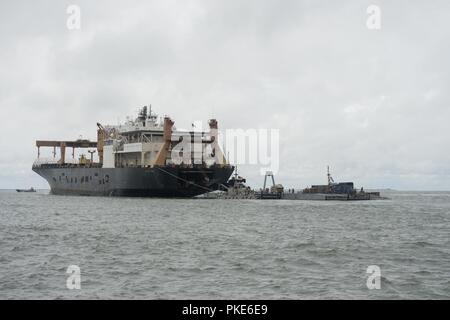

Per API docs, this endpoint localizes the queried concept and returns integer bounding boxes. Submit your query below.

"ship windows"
[75,177,77,183]
[81,176,84,183]
[71,177,73,183]
[86,176,89,182]
[53,177,56,182]
[94,173,98,177]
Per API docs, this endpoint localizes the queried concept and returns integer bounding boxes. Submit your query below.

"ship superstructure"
[32,107,234,197]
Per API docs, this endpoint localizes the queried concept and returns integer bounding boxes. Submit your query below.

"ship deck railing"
[32,162,233,169]
[32,162,103,169]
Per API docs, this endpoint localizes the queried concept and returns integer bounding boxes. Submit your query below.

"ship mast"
[327,165,335,185]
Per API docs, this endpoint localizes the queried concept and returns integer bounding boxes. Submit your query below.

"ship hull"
[32,165,234,198]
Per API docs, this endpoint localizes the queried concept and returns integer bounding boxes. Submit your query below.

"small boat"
[16,187,36,193]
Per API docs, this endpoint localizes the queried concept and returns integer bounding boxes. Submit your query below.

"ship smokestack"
[208,119,226,165]
[97,123,105,164]
[154,116,174,166]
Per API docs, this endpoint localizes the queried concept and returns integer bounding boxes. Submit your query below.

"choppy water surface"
[0,190,449,299]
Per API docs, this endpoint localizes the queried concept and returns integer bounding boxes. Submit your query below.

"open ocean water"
[0,190,449,299]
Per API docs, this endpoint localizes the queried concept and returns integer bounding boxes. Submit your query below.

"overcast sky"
[1,0,449,190]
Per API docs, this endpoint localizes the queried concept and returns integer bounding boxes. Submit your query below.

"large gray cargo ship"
[32,107,234,197]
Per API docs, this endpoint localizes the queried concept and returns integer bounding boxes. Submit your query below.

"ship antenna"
[327,166,330,185]
[232,165,239,187]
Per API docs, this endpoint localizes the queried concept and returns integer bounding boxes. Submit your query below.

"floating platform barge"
[200,167,388,201]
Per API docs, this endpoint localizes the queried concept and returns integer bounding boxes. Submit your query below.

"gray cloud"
[1,0,449,190]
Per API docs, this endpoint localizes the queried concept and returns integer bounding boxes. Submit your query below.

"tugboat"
[221,167,255,199]
[16,187,36,193]
[286,166,386,200]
